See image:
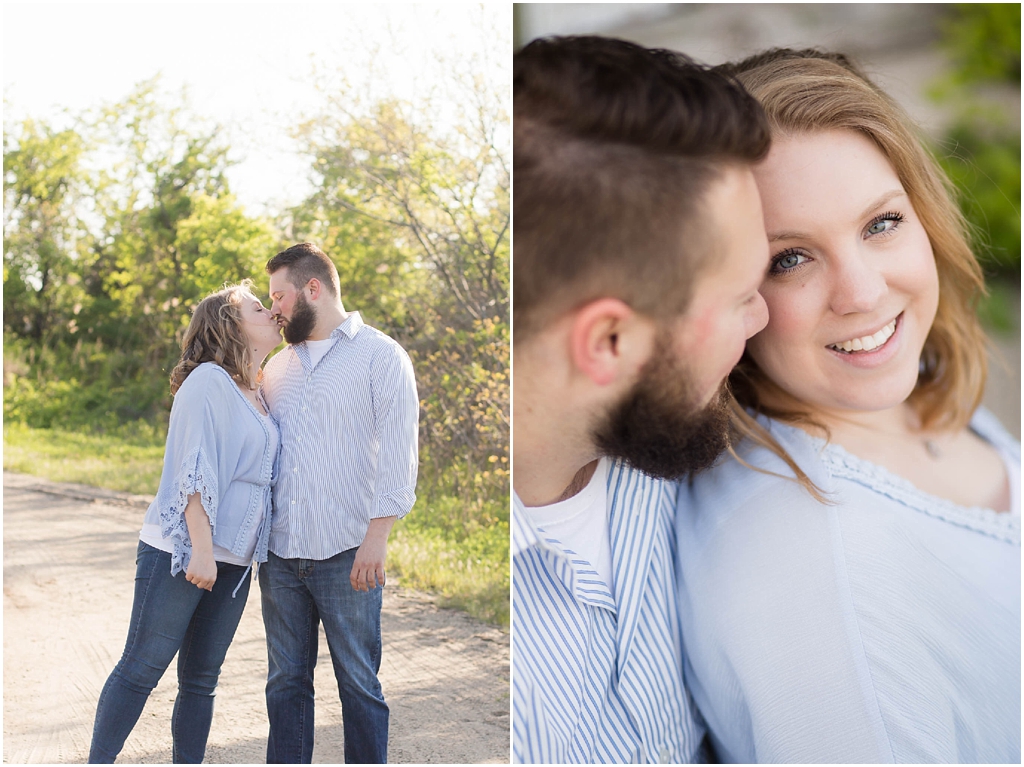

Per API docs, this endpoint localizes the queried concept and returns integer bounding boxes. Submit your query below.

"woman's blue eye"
[866,211,904,236]
[773,251,807,272]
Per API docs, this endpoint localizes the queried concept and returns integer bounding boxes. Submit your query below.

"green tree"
[3,118,91,341]
[934,4,1021,281]
[88,82,274,369]
[291,71,510,513]
[4,83,279,428]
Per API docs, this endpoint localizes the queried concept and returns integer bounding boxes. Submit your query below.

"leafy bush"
[937,126,1021,277]
[941,3,1020,84]
[931,3,1021,330]
[3,333,171,430]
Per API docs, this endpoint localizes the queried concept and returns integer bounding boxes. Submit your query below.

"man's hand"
[351,516,397,591]
[186,548,218,591]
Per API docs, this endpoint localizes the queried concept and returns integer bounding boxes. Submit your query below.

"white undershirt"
[522,458,614,596]
[305,337,336,369]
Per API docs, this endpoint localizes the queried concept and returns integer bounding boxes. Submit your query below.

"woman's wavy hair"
[169,280,262,395]
[717,49,988,501]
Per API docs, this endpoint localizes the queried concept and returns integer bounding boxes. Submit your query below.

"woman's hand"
[186,547,218,591]
[183,492,217,591]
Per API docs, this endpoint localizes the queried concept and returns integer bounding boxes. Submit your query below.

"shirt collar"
[513,489,616,611]
[330,311,364,340]
[511,492,539,557]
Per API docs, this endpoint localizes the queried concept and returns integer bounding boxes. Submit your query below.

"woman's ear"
[568,298,657,387]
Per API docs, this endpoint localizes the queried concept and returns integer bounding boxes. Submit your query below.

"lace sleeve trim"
[160,446,219,575]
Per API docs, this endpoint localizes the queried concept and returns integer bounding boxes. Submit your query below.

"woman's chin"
[809,371,921,419]
[757,356,923,420]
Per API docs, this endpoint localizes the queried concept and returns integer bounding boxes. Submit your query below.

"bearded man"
[259,242,418,764]
[512,36,772,763]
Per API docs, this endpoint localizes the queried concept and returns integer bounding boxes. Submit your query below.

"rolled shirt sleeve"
[370,344,419,520]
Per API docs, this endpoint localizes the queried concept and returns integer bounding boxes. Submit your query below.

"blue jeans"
[260,548,389,764]
[89,541,251,763]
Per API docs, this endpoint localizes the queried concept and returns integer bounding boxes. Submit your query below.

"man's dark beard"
[592,338,732,480]
[282,292,317,344]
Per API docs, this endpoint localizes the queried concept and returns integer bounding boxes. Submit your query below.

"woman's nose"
[829,247,887,315]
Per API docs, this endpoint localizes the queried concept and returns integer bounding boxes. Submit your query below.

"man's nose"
[745,291,769,339]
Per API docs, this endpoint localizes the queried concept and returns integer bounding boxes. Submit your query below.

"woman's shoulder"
[737,415,830,475]
[970,407,1021,462]
[687,415,831,500]
[677,415,834,544]
[177,362,235,391]
[172,363,242,410]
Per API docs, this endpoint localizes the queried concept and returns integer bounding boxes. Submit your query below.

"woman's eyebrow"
[769,189,908,244]
[858,189,906,219]
[769,228,807,244]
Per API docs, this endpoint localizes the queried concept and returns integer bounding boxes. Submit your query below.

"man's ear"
[568,298,655,387]
[307,278,323,301]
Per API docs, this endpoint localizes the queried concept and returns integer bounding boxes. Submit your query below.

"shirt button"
[293,467,298,473]
[291,500,296,505]
[297,437,302,443]
[659,747,670,763]
[302,407,307,413]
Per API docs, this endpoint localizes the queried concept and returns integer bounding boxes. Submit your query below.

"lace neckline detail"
[802,427,1021,545]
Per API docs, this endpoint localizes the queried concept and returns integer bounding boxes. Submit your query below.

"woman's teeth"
[829,318,897,353]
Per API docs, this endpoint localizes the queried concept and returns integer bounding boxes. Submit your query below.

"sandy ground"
[2,472,510,764]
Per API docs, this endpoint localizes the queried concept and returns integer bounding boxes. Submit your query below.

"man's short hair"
[266,242,341,297]
[514,36,771,339]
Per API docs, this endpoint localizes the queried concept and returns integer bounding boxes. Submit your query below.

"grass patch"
[2,422,510,627]
[389,516,509,626]
[3,422,165,494]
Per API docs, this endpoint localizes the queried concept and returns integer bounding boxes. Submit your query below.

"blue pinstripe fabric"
[261,312,419,559]
[512,462,706,763]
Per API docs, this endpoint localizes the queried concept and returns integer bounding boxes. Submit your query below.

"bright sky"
[3,3,510,216]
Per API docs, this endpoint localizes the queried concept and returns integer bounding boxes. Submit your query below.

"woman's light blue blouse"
[675,408,1020,764]
[142,362,277,576]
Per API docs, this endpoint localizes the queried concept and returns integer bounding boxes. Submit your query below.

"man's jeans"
[89,541,251,763]
[260,548,389,764]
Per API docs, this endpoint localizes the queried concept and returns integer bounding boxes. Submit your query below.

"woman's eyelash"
[768,248,808,275]
[867,210,905,233]
[769,210,906,276]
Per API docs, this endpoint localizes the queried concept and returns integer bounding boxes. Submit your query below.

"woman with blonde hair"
[676,50,1020,763]
[89,281,282,763]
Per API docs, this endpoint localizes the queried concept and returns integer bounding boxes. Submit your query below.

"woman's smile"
[827,314,899,354]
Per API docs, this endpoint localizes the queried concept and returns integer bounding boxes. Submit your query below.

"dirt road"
[2,472,510,764]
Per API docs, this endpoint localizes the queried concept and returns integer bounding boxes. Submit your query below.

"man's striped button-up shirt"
[512,462,706,763]
[261,312,419,560]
